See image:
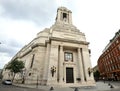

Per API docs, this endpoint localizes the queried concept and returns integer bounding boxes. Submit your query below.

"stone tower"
[56,7,72,24]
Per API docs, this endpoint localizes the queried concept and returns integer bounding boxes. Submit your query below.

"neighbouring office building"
[98,30,120,81]
[2,7,95,87]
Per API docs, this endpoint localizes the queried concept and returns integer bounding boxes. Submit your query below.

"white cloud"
[0,53,11,69]
[0,17,42,44]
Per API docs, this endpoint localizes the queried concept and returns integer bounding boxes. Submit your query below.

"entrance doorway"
[66,68,74,83]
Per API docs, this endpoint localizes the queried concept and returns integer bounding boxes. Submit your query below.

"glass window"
[118,56,120,61]
[119,46,120,50]
[116,40,119,43]
[64,52,73,62]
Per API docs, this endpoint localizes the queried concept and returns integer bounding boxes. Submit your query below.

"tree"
[6,59,24,82]
[94,70,100,81]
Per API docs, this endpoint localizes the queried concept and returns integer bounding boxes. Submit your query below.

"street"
[0,84,44,91]
[0,81,120,91]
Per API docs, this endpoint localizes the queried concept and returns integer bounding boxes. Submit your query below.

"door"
[66,68,74,83]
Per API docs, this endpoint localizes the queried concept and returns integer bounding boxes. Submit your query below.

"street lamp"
[21,68,26,84]
[51,66,56,77]
[88,67,93,77]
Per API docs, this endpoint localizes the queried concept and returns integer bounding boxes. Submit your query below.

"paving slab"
[14,81,120,91]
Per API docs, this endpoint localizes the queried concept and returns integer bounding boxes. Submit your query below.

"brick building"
[98,30,120,81]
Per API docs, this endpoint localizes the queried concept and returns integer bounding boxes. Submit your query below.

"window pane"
[65,52,73,61]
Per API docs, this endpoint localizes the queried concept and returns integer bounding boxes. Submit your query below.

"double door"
[66,68,74,83]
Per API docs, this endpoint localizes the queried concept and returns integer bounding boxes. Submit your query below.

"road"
[0,84,45,91]
[0,81,120,91]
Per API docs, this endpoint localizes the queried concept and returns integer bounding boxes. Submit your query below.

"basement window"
[29,73,31,76]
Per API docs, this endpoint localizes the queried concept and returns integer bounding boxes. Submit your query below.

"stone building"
[2,7,95,87]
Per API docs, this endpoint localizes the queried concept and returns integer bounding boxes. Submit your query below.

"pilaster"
[42,43,50,84]
[82,47,94,82]
[59,45,64,83]
[47,44,59,85]
[78,48,85,83]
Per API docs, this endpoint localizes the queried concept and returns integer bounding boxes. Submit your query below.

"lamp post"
[88,67,93,77]
[51,66,56,77]
[21,68,26,84]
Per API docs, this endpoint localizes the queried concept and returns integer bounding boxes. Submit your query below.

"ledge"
[49,37,89,45]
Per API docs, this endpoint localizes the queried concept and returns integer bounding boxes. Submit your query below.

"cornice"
[49,37,89,45]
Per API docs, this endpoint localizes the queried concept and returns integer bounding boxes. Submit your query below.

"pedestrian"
[103,77,105,83]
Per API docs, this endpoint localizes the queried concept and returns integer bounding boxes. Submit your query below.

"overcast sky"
[0,0,120,69]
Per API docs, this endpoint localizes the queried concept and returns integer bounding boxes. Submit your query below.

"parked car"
[2,80,12,85]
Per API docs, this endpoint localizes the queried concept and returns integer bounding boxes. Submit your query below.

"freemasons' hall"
[2,7,95,87]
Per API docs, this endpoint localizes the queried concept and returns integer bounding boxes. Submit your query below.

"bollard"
[74,87,79,91]
[108,83,110,86]
[50,86,54,91]
[110,85,114,88]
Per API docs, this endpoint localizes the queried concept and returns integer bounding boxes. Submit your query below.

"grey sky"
[0,0,57,25]
[0,0,120,69]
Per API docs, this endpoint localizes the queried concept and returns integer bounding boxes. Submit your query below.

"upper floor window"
[64,52,73,62]
[116,40,119,44]
[63,13,67,19]
[118,46,120,50]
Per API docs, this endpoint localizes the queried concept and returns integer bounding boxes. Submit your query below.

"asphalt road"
[0,84,45,91]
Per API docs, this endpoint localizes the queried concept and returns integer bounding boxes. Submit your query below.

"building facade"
[98,30,120,81]
[2,7,95,87]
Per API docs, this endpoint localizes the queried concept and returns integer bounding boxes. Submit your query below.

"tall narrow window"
[30,54,35,68]
[64,52,73,62]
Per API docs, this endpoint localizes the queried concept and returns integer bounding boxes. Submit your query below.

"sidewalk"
[14,81,120,91]
[103,80,120,88]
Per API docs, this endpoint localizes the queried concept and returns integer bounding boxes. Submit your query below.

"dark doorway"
[66,68,74,83]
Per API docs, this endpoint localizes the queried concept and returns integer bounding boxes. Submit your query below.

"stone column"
[57,10,61,22]
[78,48,84,83]
[69,11,72,24]
[42,43,50,83]
[59,45,64,83]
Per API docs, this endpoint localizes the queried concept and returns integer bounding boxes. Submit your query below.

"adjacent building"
[98,30,120,81]
[2,7,95,87]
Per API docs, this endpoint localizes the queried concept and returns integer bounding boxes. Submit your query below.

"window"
[30,54,35,68]
[119,46,120,50]
[63,13,67,19]
[116,40,119,44]
[64,52,73,62]
[118,56,120,60]
[29,73,31,76]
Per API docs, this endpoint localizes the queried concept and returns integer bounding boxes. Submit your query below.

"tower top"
[57,7,72,12]
[56,7,72,24]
